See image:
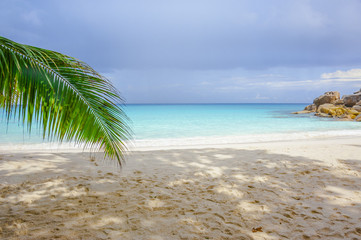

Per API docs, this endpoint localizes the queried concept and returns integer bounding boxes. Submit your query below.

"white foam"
[1,129,361,152]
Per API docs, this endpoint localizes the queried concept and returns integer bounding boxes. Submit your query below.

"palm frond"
[0,36,131,165]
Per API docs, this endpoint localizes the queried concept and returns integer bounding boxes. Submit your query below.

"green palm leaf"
[0,36,131,165]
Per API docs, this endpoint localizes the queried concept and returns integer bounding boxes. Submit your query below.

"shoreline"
[1,136,361,239]
[1,129,361,152]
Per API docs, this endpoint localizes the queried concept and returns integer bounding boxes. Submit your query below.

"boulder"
[292,110,312,114]
[339,114,352,120]
[315,112,332,118]
[313,91,340,106]
[330,107,346,117]
[334,99,344,105]
[355,114,361,121]
[293,89,361,121]
[352,105,361,112]
[317,104,336,114]
[342,93,361,107]
[354,88,361,94]
[332,108,346,117]
[304,104,316,112]
[316,104,359,118]
[350,114,358,119]
[347,109,360,118]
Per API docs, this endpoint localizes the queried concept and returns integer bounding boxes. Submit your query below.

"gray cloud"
[1,0,361,103]
[2,0,361,71]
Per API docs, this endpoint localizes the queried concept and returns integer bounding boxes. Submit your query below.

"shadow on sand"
[0,148,360,239]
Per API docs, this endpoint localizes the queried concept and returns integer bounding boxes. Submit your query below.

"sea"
[1,103,361,148]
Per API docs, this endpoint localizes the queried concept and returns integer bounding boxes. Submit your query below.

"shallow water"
[1,103,361,146]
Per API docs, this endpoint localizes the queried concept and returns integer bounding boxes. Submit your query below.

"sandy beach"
[1,137,361,239]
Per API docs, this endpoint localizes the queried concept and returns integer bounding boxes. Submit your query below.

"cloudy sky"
[1,0,361,103]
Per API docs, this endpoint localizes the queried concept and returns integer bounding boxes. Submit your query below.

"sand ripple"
[1,140,361,239]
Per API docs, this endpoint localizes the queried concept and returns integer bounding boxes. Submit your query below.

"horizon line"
[123,102,310,105]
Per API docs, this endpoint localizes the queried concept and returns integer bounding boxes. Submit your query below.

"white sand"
[1,137,361,239]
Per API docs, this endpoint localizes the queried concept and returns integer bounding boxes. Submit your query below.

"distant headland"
[293,89,361,121]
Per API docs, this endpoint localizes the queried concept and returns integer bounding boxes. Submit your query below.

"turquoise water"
[127,104,360,139]
[1,104,361,145]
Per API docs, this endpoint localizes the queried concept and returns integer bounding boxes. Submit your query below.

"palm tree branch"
[0,36,131,165]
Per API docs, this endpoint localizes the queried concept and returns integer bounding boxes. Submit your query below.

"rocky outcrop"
[293,90,361,121]
[313,91,340,107]
[317,104,359,119]
[353,88,361,94]
[334,99,344,105]
[342,93,361,107]
[304,104,316,112]
[352,105,361,112]
[292,110,313,114]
